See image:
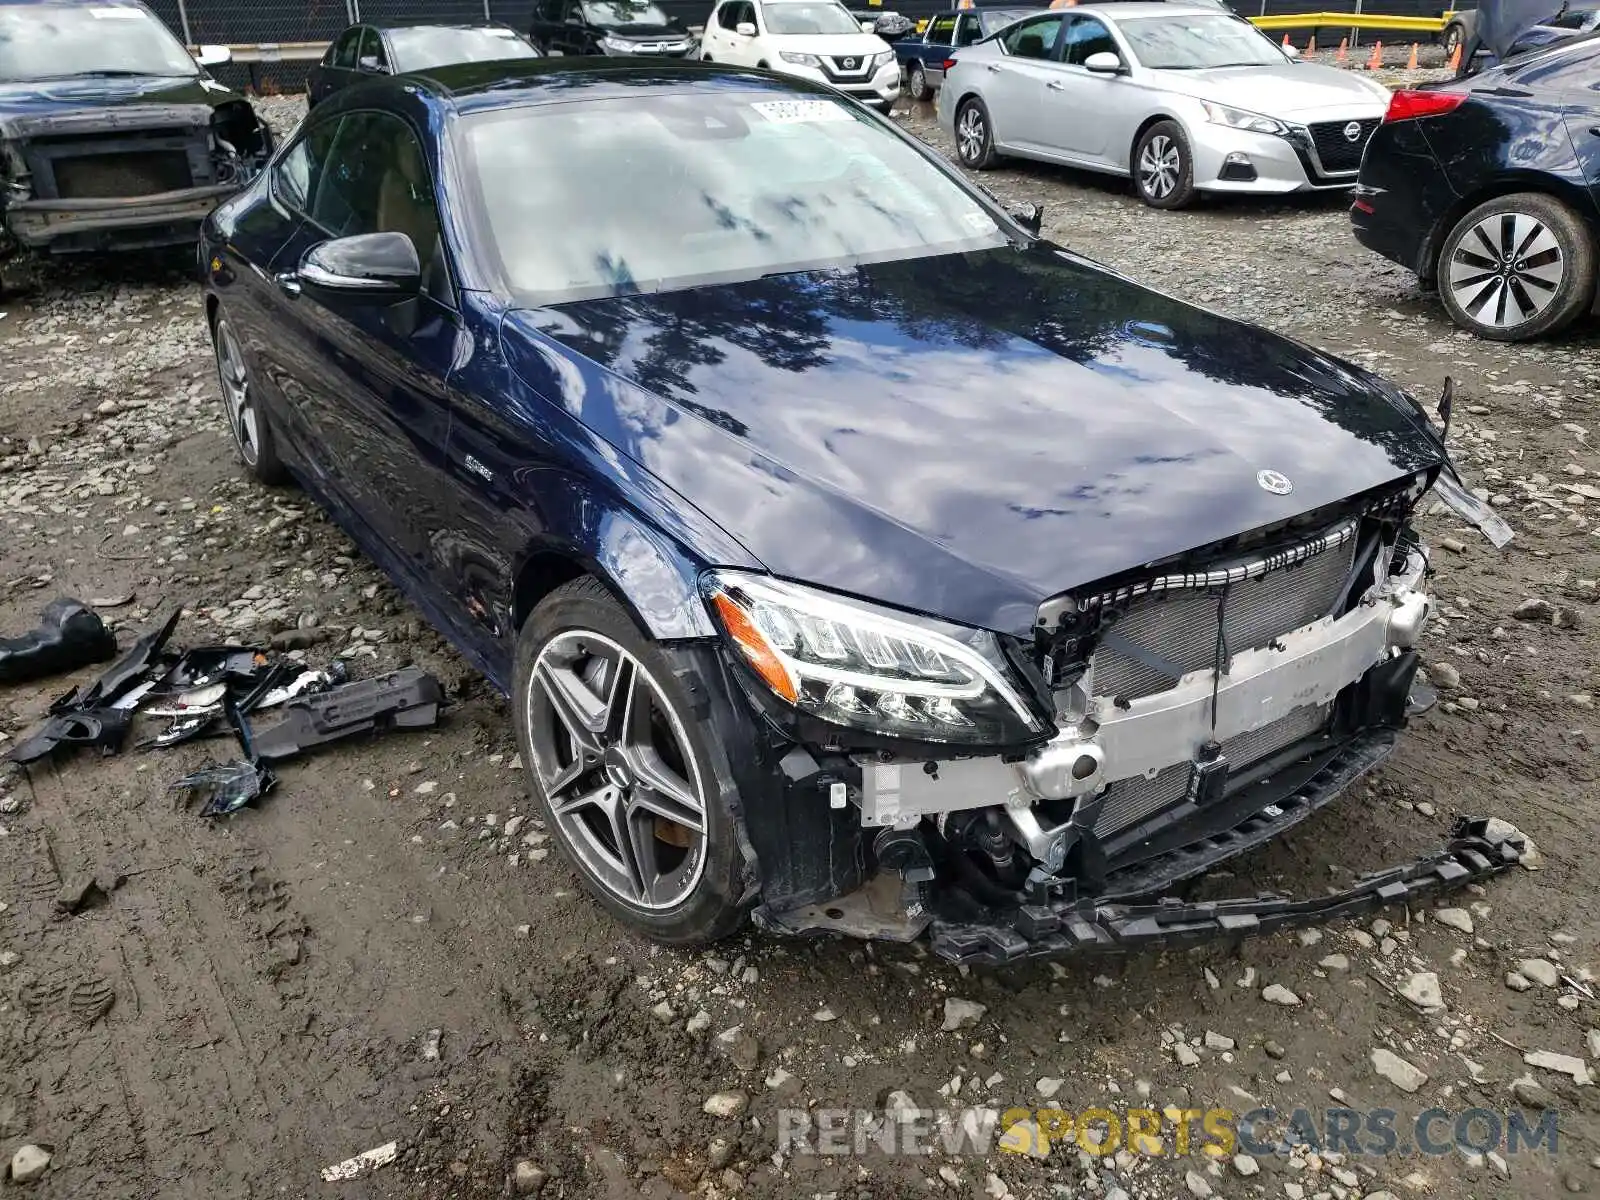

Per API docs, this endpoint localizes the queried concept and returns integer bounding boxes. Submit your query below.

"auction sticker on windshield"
[89,6,144,15]
[750,99,854,124]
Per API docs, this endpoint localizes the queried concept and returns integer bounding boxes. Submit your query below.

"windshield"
[581,0,671,25]
[1116,13,1286,69]
[387,26,540,71]
[979,8,1039,35]
[460,92,1006,304]
[762,2,866,35]
[0,3,198,82]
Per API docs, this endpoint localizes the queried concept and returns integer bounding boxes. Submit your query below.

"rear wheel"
[907,61,932,101]
[211,310,287,485]
[954,98,999,169]
[514,577,748,946]
[1442,21,1463,56]
[1133,120,1196,210]
[1437,193,1596,341]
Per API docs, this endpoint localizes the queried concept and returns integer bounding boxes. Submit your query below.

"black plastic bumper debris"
[5,708,133,765]
[928,817,1526,965]
[251,667,446,763]
[0,598,118,686]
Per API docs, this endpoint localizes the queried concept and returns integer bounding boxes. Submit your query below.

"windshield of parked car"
[580,0,672,25]
[979,8,1039,35]
[460,92,1007,303]
[387,26,540,71]
[0,2,199,81]
[761,1,867,35]
[1116,13,1287,68]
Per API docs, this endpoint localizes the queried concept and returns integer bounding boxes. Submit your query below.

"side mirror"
[860,20,875,32]
[194,44,232,67]
[735,21,757,36]
[1007,202,1043,236]
[1282,43,1301,59]
[299,233,421,304]
[1084,51,1123,74]
[357,55,387,73]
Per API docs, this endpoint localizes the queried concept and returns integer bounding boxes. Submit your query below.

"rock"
[1506,972,1533,992]
[1175,1042,1201,1067]
[1555,606,1583,630]
[765,1067,797,1093]
[513,1160,548,1194]
[420,1028,442,1060]
[941,997,987,1031]
[1185,1168,1214,1197]
[1262,984,1302,1006]
[1400,971,1444,1011]
[1204,1031,1235,1051]
[1264,1040,1286,1060]
[1519,958,1561,987]
[885,1090,923,1121]
[1434,907,1474,934]
[1587,1029,1600,1061]
[1035,1076,1065,1098]
[10,1145,51,1183]
[1524,1050,1594,1086]
[1320,953,1351,972]
[503,815,526,838]
[702,1091,749,1119]
[1234,1153,1260,1176]
[716,1026,761,1071]
[707,1136,736,1170]
[812,1007,837,1023]
[1513,597,1556,622]
[686,1010,712,1036]
[1429,661,1462,689]
[650,1001,677,1024]
[1371,1047,1429,1093]
[1297,928,1323,947]
[1511,1074,1555,1110]
[270,628,319,650]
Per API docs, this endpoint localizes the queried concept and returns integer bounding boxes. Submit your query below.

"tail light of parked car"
[942,56,958,70]
[1383,89,1468,123]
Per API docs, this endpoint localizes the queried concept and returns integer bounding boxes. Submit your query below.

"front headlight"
[600,33,632,52]
[778,50,823,66]
[871,50,895,70]
[1201,101,1286,136]
[704,571,1050,746]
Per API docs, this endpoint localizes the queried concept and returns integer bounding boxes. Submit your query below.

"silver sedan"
[934,3,1392,209]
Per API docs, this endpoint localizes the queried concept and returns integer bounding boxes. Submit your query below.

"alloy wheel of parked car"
[1441,22,1462,55]
[907,61,931,101]
[211,313,286,484]
[955,99,998,169]
[514,578,746,944]
[1134,121,1197,209]
[1437,193,1597,341]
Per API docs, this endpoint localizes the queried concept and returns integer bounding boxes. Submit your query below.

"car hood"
[1152,62,1389,118]
[593,21,690,37]
[0,73,237,136]
[762,32,890,53]
[504,245,1441,635]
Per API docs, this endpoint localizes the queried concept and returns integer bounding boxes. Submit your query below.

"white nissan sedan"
[701,0,900,110]
[936,2,1391,208]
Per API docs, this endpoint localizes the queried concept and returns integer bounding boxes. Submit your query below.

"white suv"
[701,0,900,111]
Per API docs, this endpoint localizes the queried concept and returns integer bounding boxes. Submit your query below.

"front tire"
[907,61,932,101]
[1133,120,1196,210]
[513,577,748,946]
[1442,22,1463,56]
[1436,193,1596,341]
[954,97,999,169]
[211,310,287,485]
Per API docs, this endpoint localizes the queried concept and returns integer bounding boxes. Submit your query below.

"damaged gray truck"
[0,0,271,259]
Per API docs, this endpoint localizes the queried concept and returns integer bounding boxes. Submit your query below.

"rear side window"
[1509,38,1600,89]
[1000,13,1061,59]
[330,27,362,68]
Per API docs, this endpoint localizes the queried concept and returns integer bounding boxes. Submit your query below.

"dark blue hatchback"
[201,60,1478,961]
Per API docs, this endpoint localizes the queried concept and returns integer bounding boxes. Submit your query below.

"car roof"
[372,22,523,33]
[1075,1,1228,14]
[0,0,149,8]
[390,59,830,116]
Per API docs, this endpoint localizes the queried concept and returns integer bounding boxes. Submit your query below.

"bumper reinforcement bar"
[929,816,1525,965]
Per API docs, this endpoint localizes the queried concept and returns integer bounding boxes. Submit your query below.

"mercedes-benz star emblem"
[1342,120,1363,142]
[1257,469,1294,495]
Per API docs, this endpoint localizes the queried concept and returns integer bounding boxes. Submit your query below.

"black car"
[530,0,697,58]
[0,0,271,258]
[199,59,1519,962]
[1352,33,1600,340]
[309,23,541,107]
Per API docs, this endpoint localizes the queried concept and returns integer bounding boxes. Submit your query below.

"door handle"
[1046,79,1066,90]
[274,272,302,298]
[985,62,1001,72]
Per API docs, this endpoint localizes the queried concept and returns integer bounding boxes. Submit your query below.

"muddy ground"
[1,82,1599,1200]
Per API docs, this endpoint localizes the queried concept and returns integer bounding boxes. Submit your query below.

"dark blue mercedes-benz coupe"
[199,59,1518,963]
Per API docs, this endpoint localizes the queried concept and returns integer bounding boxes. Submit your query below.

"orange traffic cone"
[1406,42,1418,69]
[1305,35,1317,58]
[1447,42,1462,71]
[1281,33,1291,48]
[1335,37,1348,63]
[1367,40,1382,70]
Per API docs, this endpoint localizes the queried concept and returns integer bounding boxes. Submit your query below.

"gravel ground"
[1,82,1599,1200]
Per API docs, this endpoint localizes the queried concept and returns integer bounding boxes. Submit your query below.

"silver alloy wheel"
[1138,134,1181,200]
[1447,211,1565,330]
[910,63,926,96]
[213,318,261,467]
[957,104,985,163]
[525,630,709,910]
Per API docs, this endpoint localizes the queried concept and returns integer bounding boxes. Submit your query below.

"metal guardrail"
[1251,10,1449,30]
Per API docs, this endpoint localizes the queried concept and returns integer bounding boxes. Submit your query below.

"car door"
[264,109,465,595]
[354,27,391,82]
[310,27,362,107]
[530,0,564,51]
[1045,13,1124,160]
[723,1,762,65]
[982,13,1066,152]
[921,14,957,86]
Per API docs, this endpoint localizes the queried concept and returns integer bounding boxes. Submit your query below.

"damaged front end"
[0,99,271,256]
[706,475,1522,963]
